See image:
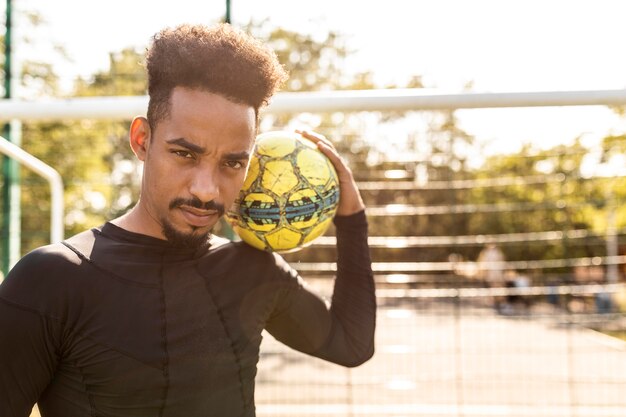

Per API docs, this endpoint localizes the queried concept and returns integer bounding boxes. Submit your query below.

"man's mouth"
[168,197,225,229]
[178,206,220,228]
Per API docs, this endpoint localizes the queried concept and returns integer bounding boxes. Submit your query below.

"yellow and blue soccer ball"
[227,131,340,253]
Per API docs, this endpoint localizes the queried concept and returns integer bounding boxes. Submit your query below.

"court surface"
[255,301,626,417]
[28,302,626,417]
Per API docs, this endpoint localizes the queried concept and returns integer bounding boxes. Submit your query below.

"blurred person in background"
[477,243,507,312]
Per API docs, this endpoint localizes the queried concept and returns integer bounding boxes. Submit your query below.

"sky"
[6,0,626,155]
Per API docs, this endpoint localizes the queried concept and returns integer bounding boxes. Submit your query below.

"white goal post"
[0,135,64,243]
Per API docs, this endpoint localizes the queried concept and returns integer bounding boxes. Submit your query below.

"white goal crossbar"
[1,88,626,122]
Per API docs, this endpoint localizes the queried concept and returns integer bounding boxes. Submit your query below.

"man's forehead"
[162,131,255,156]
[162,88,256,146]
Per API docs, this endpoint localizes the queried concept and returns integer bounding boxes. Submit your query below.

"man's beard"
[160,219,211,250]
[161,197,225,250]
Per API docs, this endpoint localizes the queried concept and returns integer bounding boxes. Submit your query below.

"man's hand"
[296,130,365,217]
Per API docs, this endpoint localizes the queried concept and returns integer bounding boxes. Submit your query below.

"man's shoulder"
[1,229,95,291]
[62,228,100,261]
[11,240,83,275]
[0,235,89,316]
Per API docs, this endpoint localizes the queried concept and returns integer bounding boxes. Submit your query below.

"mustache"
[169,197,225,217]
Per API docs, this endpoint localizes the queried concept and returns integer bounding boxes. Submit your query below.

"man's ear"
[129,116,151,161]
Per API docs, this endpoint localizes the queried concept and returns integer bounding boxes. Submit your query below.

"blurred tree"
[73,48,146,97]
[15,48,145,255]
[592,134,626,232]
[465,137,626,274]
[246,19,377,141]
[1,33,4,93]
[245,20,358,93]
[1,8,67,98]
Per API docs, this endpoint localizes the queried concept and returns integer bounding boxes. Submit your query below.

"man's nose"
[189,166,220,203]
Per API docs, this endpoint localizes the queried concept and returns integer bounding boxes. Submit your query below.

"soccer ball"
[226,130,340,253]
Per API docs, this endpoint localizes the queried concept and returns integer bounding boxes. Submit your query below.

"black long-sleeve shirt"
[0,211,375,417]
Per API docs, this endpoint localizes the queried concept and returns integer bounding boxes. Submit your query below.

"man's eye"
[173,150,194,159]
[225,160,244,169]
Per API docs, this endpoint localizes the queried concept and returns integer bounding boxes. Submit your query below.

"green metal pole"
[2,0,21,277]
[225,0,231,24]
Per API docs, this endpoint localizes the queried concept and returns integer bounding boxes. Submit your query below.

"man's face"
[137,87,255,248]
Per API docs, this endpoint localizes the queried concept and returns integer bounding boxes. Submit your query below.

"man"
[0,23,376,417]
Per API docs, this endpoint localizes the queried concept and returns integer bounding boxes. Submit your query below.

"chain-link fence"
[256,282,626,417]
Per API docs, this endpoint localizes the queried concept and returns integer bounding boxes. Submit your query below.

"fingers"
[296,129,335,150]
[295,129,345,172]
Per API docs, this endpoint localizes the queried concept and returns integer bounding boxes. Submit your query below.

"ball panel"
[234,227,267,250]
[256,132,297,157]
[302,217,333,245]
[265,227,303,252]
[287,189,324,229]
[239,193,279,232]
[262,160,300,195]
[296,148,333,187]
[242,157,260,190]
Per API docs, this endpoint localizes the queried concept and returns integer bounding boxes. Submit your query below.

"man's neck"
[109,204,166,241]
